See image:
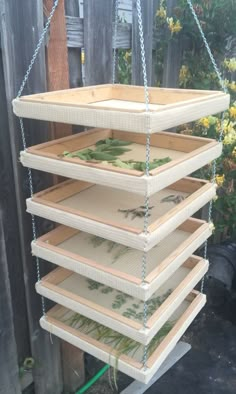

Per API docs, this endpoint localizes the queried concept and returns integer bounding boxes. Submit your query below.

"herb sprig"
[61,138,171,171]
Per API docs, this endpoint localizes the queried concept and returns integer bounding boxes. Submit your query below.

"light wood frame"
[40,291,206,383]
[27,177,216,250]
[13,84,229,133]
[33,218,211,300]
[21,128,222,196]
[36,256,208,344]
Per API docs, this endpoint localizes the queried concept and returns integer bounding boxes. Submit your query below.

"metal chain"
[186,0,227,292]
[112,0,119,83]
[136,0,151,369]
[186,0,227,94]
[17,0,59,98]
[17,0,60,315]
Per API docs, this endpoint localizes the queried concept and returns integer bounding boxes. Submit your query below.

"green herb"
[118,205,154,220]
[61,138,172,172]
[89,235,134,264]
[161,194,185,204]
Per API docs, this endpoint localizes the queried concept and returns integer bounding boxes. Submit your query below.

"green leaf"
[90,151,117,161]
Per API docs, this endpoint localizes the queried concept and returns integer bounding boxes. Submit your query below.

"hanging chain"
[136,0,151,369]
[112,0,119,83]
[17,0,59,98]
[186,0,228,292]
[17,0,60,315]
[186,0,227,93]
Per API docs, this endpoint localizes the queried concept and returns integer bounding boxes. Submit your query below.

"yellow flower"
[215,174,225,187]
[232,147,236,157]
[223,120,235,135]
[228,81,236,92]
[179,65,191,85]
[167,17,182,34]
[223,130,236,145]
[198,117,210,128]
[81,50,85,65]
[229,106,236,119]
[124,51,131,62]
[156,6,167,19]
[223,58,236,73]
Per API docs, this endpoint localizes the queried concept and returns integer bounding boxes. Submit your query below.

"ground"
[84,295,236,394]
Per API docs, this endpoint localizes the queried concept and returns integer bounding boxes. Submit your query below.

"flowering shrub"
[190,102,236,239]
[156,0,236,239]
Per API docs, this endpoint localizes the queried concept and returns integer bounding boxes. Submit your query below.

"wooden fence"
[0,1,181,393]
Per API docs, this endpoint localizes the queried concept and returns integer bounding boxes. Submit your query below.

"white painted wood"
[26,182,216,251]
[36,258,208,344]
[12,88,230,133]
[40,292,206,384]
[120,342,191,394]
[32,222,211,300]
[20,141,222,197]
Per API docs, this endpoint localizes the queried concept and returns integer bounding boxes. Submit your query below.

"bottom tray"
[41,291,205,384]
[36,256,207,344]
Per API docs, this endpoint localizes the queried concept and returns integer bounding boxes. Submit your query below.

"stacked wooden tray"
[13,84,229,384]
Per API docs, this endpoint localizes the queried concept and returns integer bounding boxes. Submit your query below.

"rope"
[136,0,151,369]
[186,0,227,292]
[16,0,60,316]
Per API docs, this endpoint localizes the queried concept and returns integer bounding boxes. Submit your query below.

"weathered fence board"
[0,48,31,369]
[0,1,63,393]
[163,0,182,87]
[65,1,83,88]
[132,0,154,85]
[84,0,113,85]
[0,210,21,394]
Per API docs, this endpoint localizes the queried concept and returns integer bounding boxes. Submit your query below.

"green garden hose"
[76,364,110,394]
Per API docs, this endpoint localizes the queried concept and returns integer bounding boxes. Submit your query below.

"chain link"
[187,0,228,292]
[112,0,119,83]
[186,0,227,94]
[17,1,59,315]
[136,0,151,369]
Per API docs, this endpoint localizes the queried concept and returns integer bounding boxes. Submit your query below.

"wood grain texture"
[65,1,82,88]
[44,0,72,140]
[0,211,21,394]
[84,0,113,85]
[132,0,154,86]
[163,0,182,88]
[0,1,63,393]
[0,50,31,366]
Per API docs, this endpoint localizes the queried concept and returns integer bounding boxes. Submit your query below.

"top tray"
[12,84,230,133]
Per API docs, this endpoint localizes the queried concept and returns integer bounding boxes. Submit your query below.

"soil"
[84,293,236,394]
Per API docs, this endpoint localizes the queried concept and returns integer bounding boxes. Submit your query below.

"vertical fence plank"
[132,0,154,86]
[0,210,21,394]
[44,2,85,389]
[44,0,72,140]
[84,0,113,85]
[65,0,83,88]
[152,0,160,86]
[0,1,63,393]
[62,341,85,393]
[162,0,182,88]
[0,49,31,369]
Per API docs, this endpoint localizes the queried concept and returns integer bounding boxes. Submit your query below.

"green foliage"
[117,49,132,84]
[62,138,171,172]
[89,235,133,264]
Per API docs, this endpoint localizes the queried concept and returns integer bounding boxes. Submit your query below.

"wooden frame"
[27,177,216,251]
[33,218,211,300]
[12,84,229,133]
[40,291,206,383]
[36,256,208,344]
[20,128,222,196]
